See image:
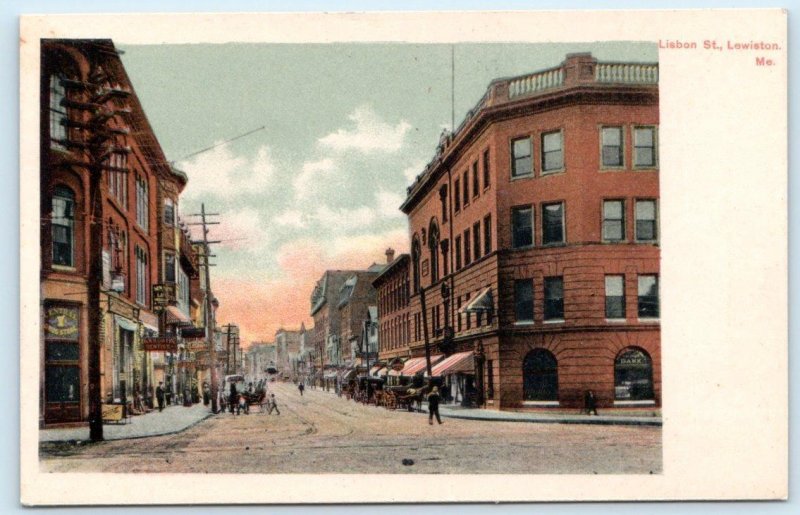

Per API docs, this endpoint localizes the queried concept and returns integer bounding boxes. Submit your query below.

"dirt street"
[40,382,662,474]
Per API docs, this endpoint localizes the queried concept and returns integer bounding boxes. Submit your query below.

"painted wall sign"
[108,296,138,321]
[45,305,79,340]
[143,337,178,352]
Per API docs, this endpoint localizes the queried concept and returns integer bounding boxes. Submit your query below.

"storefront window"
[614,347,654,400]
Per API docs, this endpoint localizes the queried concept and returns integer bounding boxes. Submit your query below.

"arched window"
[51,186,75,267]
[522,349,558,401]
[614,347,654,400]
[411,236,421,294]
[428,220,440,284]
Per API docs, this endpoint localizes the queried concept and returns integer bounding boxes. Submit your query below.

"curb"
[40,410,216,444]
[439,411,662,426]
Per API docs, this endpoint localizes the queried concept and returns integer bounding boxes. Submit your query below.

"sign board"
[187,340,207,352]
[108,295,138,321]
[44,305,79,340]
[143,336,178,352]
[181,326,205,339]
[152,283,177,309]
[102,404,124,423]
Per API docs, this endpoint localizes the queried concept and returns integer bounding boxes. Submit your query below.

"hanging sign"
[143,336,177,352]
[181,326,206,340]
[152,283,177,310]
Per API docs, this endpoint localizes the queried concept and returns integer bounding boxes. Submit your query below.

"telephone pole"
[187,203,221,413]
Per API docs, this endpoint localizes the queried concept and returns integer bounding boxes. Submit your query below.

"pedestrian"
[229,383,238,414]
[237,394,248,415]
[202,382,210,406]
[427,386,442,425]
[155,382,165,412]
[298,383,305,396]
[267,393,281,415]
[584,390,598,415]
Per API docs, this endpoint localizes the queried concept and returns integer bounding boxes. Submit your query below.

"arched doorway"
[614,347,654,400]
[522,349,558,401]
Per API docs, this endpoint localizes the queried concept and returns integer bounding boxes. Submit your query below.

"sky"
[118,42,656,347]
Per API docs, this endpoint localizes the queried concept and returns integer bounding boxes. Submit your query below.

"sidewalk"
[295,385,662,426]
[39,402,214,443]
[437,404,662,426]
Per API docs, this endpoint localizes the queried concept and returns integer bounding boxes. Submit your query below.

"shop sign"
[108,296,138,321]
[45,305,79,340]
[143,336,178,352]
[618,350,649,367]
[152,283,177,310]
[181,326,206,340]
[187,340,207,352]
[102,404,124,422]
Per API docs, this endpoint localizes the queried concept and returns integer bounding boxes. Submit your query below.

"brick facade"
[386,53,660,410]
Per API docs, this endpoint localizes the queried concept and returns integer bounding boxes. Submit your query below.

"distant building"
[275,328,302,380]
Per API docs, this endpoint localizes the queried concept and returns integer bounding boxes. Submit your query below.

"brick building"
[337,264,384,364]
[372,251,411,362]
[391,53,660,410]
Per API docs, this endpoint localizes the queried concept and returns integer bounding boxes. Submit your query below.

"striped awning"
[460,287,494,313]
[166,305,192,326]
[393,355,443,376]
[426,351,474,377]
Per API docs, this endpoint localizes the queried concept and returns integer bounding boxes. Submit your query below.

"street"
[40,382,662,474]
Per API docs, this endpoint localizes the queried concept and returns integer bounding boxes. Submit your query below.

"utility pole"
[187,203,221,413]
[419,286,433,377]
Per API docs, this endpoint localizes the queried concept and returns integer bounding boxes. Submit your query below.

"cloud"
[402,159,427,183]
[318,105,411,154]
[313,204,376,232]
[273,209,307,229]
[179,144,277,201]
[212,207,270,252]
[292,157,337,200]
[376,189,405,219]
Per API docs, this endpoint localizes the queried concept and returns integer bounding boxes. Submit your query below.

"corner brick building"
[386,53,660,410]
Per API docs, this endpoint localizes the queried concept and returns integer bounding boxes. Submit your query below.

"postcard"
[20,9,787,504]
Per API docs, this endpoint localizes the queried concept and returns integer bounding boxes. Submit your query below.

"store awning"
[395,355,443,376]
[460,287,494,313]
[388,357,420,377]
[341,368,358,381]
[166,305,192,326]
[323,370,339,379]
[427,351,474,377]
[370,365,388,377]
[114,315,138,332]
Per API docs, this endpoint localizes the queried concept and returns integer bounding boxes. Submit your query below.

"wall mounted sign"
[143,336,177,352]
[45,305,79,340]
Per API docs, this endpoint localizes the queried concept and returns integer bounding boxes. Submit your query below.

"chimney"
[385,247,395,264]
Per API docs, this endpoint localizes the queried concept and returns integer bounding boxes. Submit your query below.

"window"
[634,127,657,167]
[135,176,149,231]
[164,198,175,226]
[411,237,421,294]
[483,149,490,190]
[635,200,658,242]
[465,293,471,329]
[463,230,472,266]
[51,186,75,267]
[523,349,558,401]
[512,206,533,248]
[455,235,462,270]
[439,185,448,223]
[165,252,176,283]
[514,279,534,322]
[108,152,128,209]
[603,200,625,242]
[472,161,480,198]
[605,275,626,319]
[462,171,469,207]
[457,296,462,332]
[542,202,565,245]
[454,178,461,212]
[473,222,481,262]
[49,74,67,149]
[614,348,654,400]
[483,214,492,255]
[541,130,563,173]
[135,246,148,306]
[544,276,564,321]
[486,359,494,399]
[637,275,659,319]
[177,266,190,314]
[428,222,440,283]
[511,137,533,177]
[601,126,623,167]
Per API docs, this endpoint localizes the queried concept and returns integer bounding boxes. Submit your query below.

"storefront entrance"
[43,303,82,424]
[522,349,558,401]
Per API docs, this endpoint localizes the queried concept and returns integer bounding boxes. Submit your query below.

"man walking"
[427,386,442,425]
[267,393,281,415]
[155,382,165,412]
[584,390,598,415]
[298,383,305,397]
